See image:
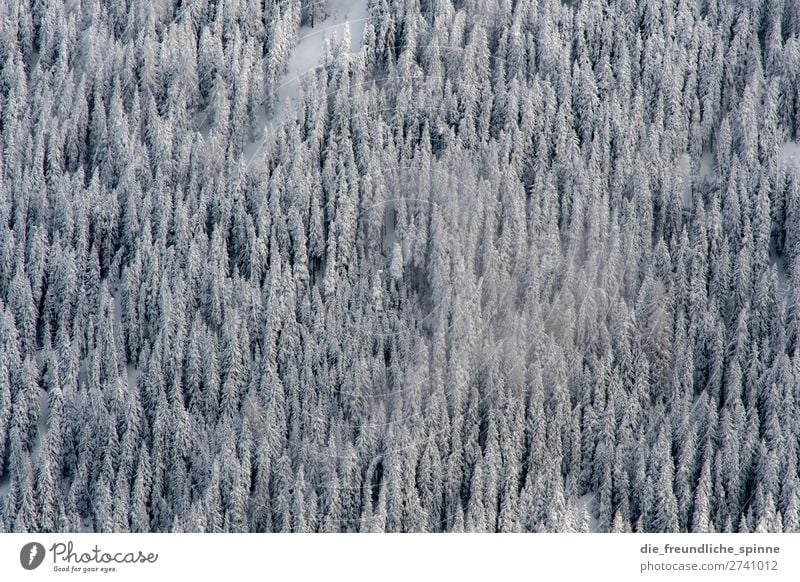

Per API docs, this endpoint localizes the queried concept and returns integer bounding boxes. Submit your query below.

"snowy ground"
[576,492,600,532]
[781,141,800,167]
[770,240,790,300]
[32,388,50,462]
[113,288,141,393]
[244,0,369,162]
[677,154,693,209]
[677,151,715,211]
[277,0,369,109]
[698,151,715,182]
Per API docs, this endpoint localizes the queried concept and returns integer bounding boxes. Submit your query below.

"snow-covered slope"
[282,0,369,99]
[244,0,369,163]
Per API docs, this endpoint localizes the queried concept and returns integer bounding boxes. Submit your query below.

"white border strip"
[2,533,799,581]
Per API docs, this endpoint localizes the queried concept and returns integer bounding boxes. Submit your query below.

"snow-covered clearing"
[279,0,369,106]
[699,151,715,182]
[677,153,693,209]
[113,288,141,393]
[244,0,369,162]
[32,387,50,460]
[780,141,800,167]
[772,243,790,300]
[576,492,599,532]
[678,151,715,210]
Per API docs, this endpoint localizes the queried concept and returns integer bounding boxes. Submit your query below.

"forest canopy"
[1,0,800,533]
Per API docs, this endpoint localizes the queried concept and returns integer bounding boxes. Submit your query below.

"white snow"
[678,151,715,210]
[677,153,692,209]
[279,0,368,112]
[113,287,141,393]
[244,0,369,164]
[126,364,141,393]
[698,151,715,181]
[780,141,800,167]
[576,492,599,532]
[77,354,88,387]
[113,288,123,340]
[770,235,790,302]
[36,388,50,446]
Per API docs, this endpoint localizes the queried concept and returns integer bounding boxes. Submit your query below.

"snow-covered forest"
[1,0,800,533]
